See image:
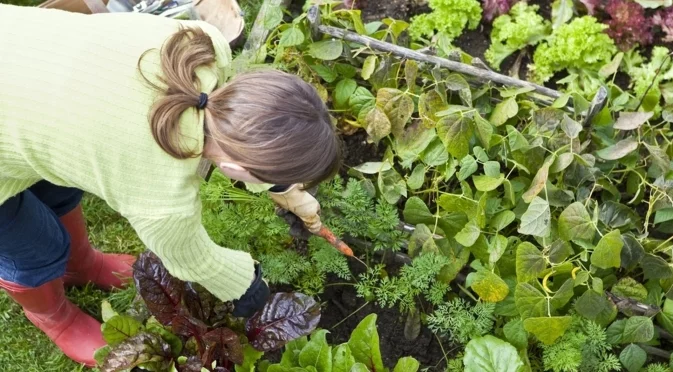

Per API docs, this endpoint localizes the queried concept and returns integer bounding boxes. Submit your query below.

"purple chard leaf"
[171,308,209,349]
[184,282,234,326]
[101,332,173,372]
[176,356,204,372]
[482,0,520,22]
[133,251,184,325]
[245,293,321,352]
[202,328,244,367]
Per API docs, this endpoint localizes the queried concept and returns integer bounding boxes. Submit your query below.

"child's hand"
[269,185,321,239]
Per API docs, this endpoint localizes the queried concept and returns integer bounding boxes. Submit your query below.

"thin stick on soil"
[330,301,371,330]
[307,6,563,101]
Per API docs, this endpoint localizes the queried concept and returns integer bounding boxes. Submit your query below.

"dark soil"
[356,0,411,22]
[340,131,384,168]
[318,284,449,371]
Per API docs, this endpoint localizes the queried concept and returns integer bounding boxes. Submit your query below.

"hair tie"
[197,92,208,110]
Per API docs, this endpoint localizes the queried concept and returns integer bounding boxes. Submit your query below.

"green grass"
[0,196,142,372]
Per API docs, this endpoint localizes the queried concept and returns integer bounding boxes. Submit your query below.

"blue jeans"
[0,181,83,287]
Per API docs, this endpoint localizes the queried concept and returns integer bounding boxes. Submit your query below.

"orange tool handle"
[315,226,354,257]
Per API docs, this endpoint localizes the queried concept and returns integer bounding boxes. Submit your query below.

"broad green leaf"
[558,202,595,242]
[614,112,653,130]
[463,335,524,372]
[656,299,673,334]
[311,64,338,83]
[600,52,624,77]
[279,27,305,47]
[634,0,673,8]
[600,201,640,229]
[484,161,500,177]
[612,277,648,302]
[335,63,357,78]
[612,316,655,344]
[437,114,473,159]
[363,106,392,142]
[474,113,494,149]
[515,283,548,319]
[619,344,647,372]
[349,363,369,372]
[503,319,528,350]
[395,124,436,168]
[377,88,414,137]
[549,240,573,264]
[516,242,546,283]
[102,315,143,346]
[308,40,343,60]
[298,330,332,372]
[332,344,355,372]
[236,344,265,372]
[407,224,433,258]
[361,55,377,80]
[522,159,552,203]
[459,155,478,181]
[606,319,626,344]
[551,0,573,29]
[404,197,434,225]
[550,279,574,309]
[264,7,283,29]
[641,253,673,280]
[518,197,551,237]
[560,115,582,139]
[621,234,645,270]
[420,137,449,166]
[349,87,375,115]
[405,60,418,88]
[591,230,623,269]
[438,194,481,226]
[471,270,509,303]
[456,220,481,247]
[506,125,529,152]
[407,164,425,190]
[490,97,518,126]
[334,79,357,110]
[418,90,447,126]
[654,208,673,225]
[393,357,420,372]
[574,290,617,327]
[533,107,564,132]
[596,137,639,160]
[473,174,505,192]
[489,234,508,266]
[549,152,574,173]
[353,161,391,174]
[347,314,384,372]
[280,336,307,366]
[378,168,406,205]
[101,300,118,322]
[523,316,572,345]
[491,210,515,232]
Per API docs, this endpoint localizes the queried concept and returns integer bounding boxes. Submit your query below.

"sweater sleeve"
[126,205,255,302]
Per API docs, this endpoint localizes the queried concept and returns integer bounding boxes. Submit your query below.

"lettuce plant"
[531,16,617,95]
[408,0,482,41]
[603,0,653,51]
[485,2,551,70]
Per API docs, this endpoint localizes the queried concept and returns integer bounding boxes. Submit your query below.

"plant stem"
[330,301,370,330]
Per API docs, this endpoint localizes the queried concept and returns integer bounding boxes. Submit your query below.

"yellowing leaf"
[363,106,392,142]
[377,88,414,137]
[471,271,510,303]
[614,112,653,130]
[591,230,623,269]
[490,97,518,126]
[596,137,639,160]
[523,316,572,345]
[522,157,553,203]
[361,55,377,80]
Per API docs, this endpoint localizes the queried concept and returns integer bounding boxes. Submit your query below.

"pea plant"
[255,3,673,371]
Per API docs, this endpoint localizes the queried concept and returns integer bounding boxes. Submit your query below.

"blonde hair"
[139,27,341,188]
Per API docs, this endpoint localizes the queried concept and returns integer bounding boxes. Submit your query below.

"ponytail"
[139,27,217,159]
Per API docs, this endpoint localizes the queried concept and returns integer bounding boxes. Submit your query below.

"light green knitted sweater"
[0,5,254,301]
